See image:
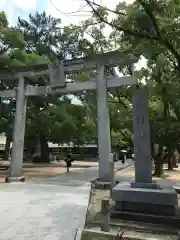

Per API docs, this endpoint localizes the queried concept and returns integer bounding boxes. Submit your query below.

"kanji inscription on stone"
[49,62,65,87]
[132,88,152,183]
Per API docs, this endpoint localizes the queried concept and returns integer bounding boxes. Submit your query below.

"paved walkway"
[0,183,91,240]
[33,160,131,187]
[0,160,131,240]
[0,160,98,168]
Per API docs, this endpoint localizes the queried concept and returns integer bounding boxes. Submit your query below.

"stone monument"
[112,87,178,216]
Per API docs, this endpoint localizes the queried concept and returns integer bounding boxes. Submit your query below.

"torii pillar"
[96,65,112,182]
[7,75,27,182]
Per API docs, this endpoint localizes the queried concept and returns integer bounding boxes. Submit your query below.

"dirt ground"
[0,161,97,183]
[115,164,180,182]
[0,161,179,184]
[162,167,180,181]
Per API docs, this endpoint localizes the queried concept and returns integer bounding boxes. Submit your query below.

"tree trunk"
[176,145,180,163]
[153,145,163,177]
[167,150,173,170]
[5,134,11,160]
[32,137,41,163]
[177,144,180,153]
[25,138,36,157]
[33,135,49,163]
[40,134,50,163]
[172,152,178,168]
[151,141,155,159]
[154,157,163,177]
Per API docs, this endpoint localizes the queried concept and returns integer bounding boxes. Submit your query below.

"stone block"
[113,182,178,206]
[112,182,178,216]
[6,176,25,183]
[130,180,160,189]
[94,180,119,190]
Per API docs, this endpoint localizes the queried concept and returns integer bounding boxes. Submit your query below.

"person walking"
[65,152,74,172]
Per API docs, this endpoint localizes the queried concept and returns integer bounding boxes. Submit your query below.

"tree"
[16,12,79,161]
[83,0,180,175]
[0,11,48,159]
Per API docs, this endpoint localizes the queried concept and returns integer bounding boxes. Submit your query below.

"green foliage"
[84,0,180,173]
[0,11,96,161]
[2,0,180,166]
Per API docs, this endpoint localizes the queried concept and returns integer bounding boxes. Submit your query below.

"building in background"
[0,133,98,161]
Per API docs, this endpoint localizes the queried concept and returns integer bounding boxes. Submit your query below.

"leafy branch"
[85,0,180,68]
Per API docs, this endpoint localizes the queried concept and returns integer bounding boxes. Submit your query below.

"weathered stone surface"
[96,65,111,182]
[0,162,131,240]
[0,182,91,240]
[132,88,152,184]
[113,182,178,206]
[8,77,27,180]
[112,88,178,218]
[112,182,178,216]
[130,180,160,189]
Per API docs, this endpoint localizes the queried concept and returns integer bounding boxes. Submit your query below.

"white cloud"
[14,0,36,9]
[47,0,122,26]
[1,0,134,26]
[47,0,89,26]
[0,0,37,25]
[0,0,7,9]
[0,0,36,10]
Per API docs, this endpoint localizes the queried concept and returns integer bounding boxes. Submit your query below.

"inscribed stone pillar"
[96,65,111,182]
[8,76,27,181]
[132,88,152,184]
[49,61,65,87]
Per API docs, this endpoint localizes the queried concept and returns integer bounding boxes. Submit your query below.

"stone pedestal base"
[93,180,119,190]
[112,182,178,216]
[173,184,180,194]
[5,176,25,183]
[130,180,160,189]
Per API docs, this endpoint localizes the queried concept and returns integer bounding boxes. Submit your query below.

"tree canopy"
[83,0,180,174]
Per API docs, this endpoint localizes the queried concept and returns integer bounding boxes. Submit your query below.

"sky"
[0,0,144,66]
[0,0,122,26]
[0,0,145,104]
[0,0,121,106]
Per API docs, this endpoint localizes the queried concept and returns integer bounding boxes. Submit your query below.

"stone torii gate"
[0,51,137,183]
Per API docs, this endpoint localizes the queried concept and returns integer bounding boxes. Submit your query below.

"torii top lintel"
[0,50,138,80]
